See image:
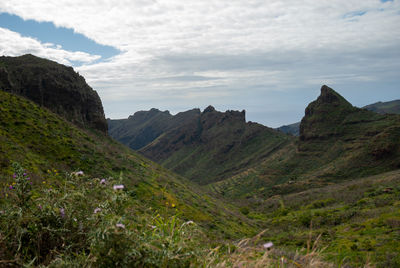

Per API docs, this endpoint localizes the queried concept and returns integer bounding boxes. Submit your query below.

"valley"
[1,55,399,267]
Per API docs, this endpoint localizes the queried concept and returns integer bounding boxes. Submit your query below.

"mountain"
[139,106,293,185]
[0,65,257,240]
[108,108,200,150]
[276,121,300,136]
[363,99,400,114]
[210,85,400,200]
[0,54,107,133]
[277,99,400,136]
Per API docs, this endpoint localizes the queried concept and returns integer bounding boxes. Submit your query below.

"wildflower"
[150,225,157,229]
[100,178,106,185]
[263,242,274,250]
[171,203,176,208]
[12,174,16,178]
[116,223,125,229]
[94,207,101,214]
[26,177,30,180]
[113,184,124,190]
[38,205,42,210]
[23,173,27,176]
[9,185,13,190]
[72,171,84,176]
[60,208,65,218]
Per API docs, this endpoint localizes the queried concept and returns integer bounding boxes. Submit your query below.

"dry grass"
[204,229,335,268]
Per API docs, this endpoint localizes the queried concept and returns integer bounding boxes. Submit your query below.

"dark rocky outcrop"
[299,85,356,142]
[0,54,107,133]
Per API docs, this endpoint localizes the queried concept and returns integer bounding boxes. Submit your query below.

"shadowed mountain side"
[140,106,293,185]
[0,54,107,133]
[209,85,400,199]
[108,108,200,150]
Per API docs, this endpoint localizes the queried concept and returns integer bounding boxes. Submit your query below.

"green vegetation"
[241,170,400,267]
[1,61,400,267]
[140,107,293,185]
[0,89,257,242]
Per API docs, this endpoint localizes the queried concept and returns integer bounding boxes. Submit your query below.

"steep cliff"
[0,54,107,133]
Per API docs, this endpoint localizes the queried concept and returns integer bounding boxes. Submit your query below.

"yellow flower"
[171,203,176,208]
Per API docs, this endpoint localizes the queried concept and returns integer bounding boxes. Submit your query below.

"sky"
[0,0,399,127]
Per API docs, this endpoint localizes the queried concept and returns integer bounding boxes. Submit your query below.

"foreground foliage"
[1,164,336,267]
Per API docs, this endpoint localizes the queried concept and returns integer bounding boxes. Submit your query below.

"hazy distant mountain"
[363,99,400,114]
[276,122,300,136]
[0,54,107,133]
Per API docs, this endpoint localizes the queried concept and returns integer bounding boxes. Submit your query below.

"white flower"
[113,184,124,190]
[94,207,101,214]
[116,223,125,229]
[263,242,274,249]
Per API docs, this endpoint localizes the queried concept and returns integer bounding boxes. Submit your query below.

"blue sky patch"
[0,12,120,62]
[343,11,367,19]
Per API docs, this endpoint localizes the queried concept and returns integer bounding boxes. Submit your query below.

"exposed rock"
[299,85,356,142]
[0,54,107,133]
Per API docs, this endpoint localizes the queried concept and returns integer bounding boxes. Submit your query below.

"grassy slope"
[0,90,256,240]
[208,87,400,200]
[248,170,400,267]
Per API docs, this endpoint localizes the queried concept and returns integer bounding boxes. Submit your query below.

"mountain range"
[1,54,400,266]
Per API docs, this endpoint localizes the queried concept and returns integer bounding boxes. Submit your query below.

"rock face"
[0,54,107,133]
[298,85,400,165]
[138,106,291,184]
[299,85,356,142]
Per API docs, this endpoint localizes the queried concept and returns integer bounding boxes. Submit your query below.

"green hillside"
[209,86,400,200]
[0,89,257,243]
[140,106,293,185]
[108,108,200,150]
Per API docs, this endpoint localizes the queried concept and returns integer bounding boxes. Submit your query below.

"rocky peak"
[300,85,356,142]
[0,54,107,134]
[203,105,216,114]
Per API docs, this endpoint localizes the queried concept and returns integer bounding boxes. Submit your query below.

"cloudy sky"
[0,0,399,127]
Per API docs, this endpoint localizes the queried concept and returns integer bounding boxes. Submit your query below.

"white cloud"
[0,27,100,65]
[0,0,399,126]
